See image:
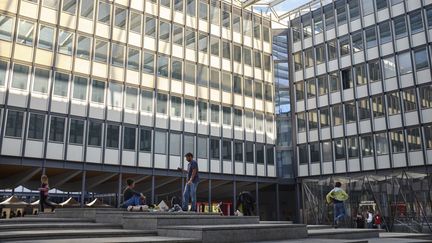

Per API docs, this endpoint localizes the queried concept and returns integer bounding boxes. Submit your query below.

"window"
[197,64,208,87]
[141,90,153,113]
[186,29,196,50]
[334,139,345,160]
[28,114,44,140]
[130,12,142,34]
[140,129,152,152]
[222,106,231,125]
[345,102,356,123]
[376,0,387,10]
[114,7,127,29]
[313,10,324,34]
[376,133,389,155]
[339,36,350,56]
[243,142,253,163]
[365,27,377,48]
[6,111,24,137]
[420,85,432,109]
[304,48,314,68]
[329,72,340,92]
[222,4,231,28]
[296,82,305,101]
[245,111,254,130]
[76,35,91,59]
[0,61,6,86]
[332,104,343,126]
[170,133,181,156]
[143,52,154,74]
[91,80,105,103]
[234,142,243,162]
[233,75,242,95]
[407,127,422,151]
[387,91,401,115]
[49,116,65,142]
[352,32,363,52]
[342,69,352,90]
[308,110,318,130]
[211,104,219,123]
[233,45,241,63]
[111,43,125,67]
[58,30,74,55]
[425,125,432,149]
[184,99,195,120]
[0,16,13,41]
[184,62,195,84]
[256,113,264,131]
[410,11,424,34]
[398,52,412,75]
[199,1,208,21]
[394,16,407,38]
[125,87,138,110]
[361,135,374,157]
[298,144,308,164]
[383,56,396,79]
[414,48,429,70]
[349,0,360,19]
[210,37,219,56]
[222,140,231,160]
[328,40,337,60]
[255,81,263,99]
[322,141,332,162]
[173,25,183,45]
[198,101,207,122]
[362,0,374,16]
[171,60,182,81]
[159,21,170,42]
[320,108,330,128]
[232,8,241,32]
[256,143,264,164]
[98,2,110,23]
[336,0,347,25]
[157,93,168,115]
[38,25,54,50]
[145,16,156,37]
[44,0,58,8]
[62,0,76,14]
[197,136,207,159]
[17,20,34,46]
[391,130,405,153]
[347,137,359,158]
[11,64,29,90]
[53,72,69,97]
[302,14,312,38]
[80,0,93,18]
[310,143,320,163]
[402,89,417,112]
[315,44,325,64]
[359,98,371,120]
[222,41,231,59]
[234,109,242,127]
[94,39,108,63]
[254,51,261,68]
[368,60,381,82]
[372,95,385,118]
[124,127,136,150]
[170,96,182,117]
[264,54,272,71]
[265,84,272,101]
[161,0,171,7]
[187,0,196,17]
[184,135,194,156]
[108,82,122,108]
[210,1,220,25]
[157,55,169,77]
[69,119,84,144]
[427,7,432,28]
[297,112,306,132]
[221,72,231,92]
[175,0,184,12]
[106,125,119,148]
[306,79,316,98]
[33,68,49,94]
[72,76,87,100]
[355,64,367,85]
[379,21,391,44]
[324,4,335,29]
[88,121,102,146]
[210,138,220,159]
[210,69,219,89]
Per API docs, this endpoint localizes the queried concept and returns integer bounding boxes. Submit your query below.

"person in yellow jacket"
[326,182,349,228]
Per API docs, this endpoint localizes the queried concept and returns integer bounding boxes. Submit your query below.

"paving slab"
[380,232,432,240]
[0,218,94,224]
[308,228,382,239]
[250,238,432,243]
[0,222,122,230]
[7,236,200,243]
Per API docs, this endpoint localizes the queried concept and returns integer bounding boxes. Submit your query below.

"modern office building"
[0,0,282,218]
[286,0,432,228]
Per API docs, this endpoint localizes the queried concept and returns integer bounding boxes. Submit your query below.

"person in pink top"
[38,175,56,212]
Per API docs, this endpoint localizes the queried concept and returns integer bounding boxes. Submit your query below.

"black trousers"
[39,194,55,212]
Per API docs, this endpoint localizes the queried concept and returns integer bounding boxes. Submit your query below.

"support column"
[233,180,237,214]
[255,182,259,218]
[208,179,212,212]
[276,183,280,221]
[80,171,86,207]
[151,175,155,205]
[117,173,122,208]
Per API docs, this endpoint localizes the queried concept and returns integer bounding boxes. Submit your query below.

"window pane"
[77,35,91,59]
[145,16,156,37]
[376,133,389,155]
[33,68,50,93]
[106,125,119,148]
[94,40,108,63]
[88,121,102,146]
[198,101,207,122]
[171,96,181,117]
[28,114,44,140]
[223,41,231,59]
[222,140,231,160]
[368,60,381,82]
[211,104,219,123]
[222,72,231,92]
[58,30,73,55]
[155,131,167,154]
[407,127,422,151]
[391,130,405,153]
[234,142,243,162]
[420,85,432,109]
[245,111,253,130]
[73,76,87,100]
[143,52,154,74]
[402,89,417,112]
[246,142,254,163]
[62,0,76,14]
[383,56,396,79]
[359,98,371,120]
[425,125,432,149]
[361,135,374,157]
[11,64,29,90]
[172,60,182,81]
[332,104,343,125]
[334,139,345,160]
[414,48,429,70]
[38,25,54,50]
[170,133,181,156]
[355,64,367,85]
[210,138,220,159]
[124,127,136,150]
[98,2,110,23]
[233,75,242,95]
[125,86,138,110]
[234,109,242,127]
[222,106,231,125]
[184,99,195,119]
[398,52,412,75]
[159,21,170,41]
[127,48,140,71]
[372,95,385,118]
[187,0,196,16]
[197,64,208,87]
[210,69,219,89]
[184,135,195,156]
[49,116,65,142]
[256,143,264,164]
[365,27,377,48]
[141,90,153,112]
[394,16,407,38]
[0,15,13,41]
[17,20,34,45]
[53,72,69,97]
[352,32,363,52]
[387,92,401,115]
[80,0,93,18]
[184,62,195,83]
[157,93,168,114]
[108,82,122,107]
[362,0,374,16]
[185,29,196,50]
[255,81,263,99]
[410,11,424,33]
[43,0,58,9]
[130,12,142,34]
[310,142,320,163]
[140,129,152,152]
[111,43,125,67]
[173,25,183,45]
[69,119,84,144]
[379,21,391,44]
[199,1,208,21]
[6,111,24,137]
[157,55,169,77]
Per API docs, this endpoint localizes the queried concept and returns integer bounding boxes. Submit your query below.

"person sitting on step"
[121,178,146,209]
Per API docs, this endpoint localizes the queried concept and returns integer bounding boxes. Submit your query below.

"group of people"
[355,209,382,229]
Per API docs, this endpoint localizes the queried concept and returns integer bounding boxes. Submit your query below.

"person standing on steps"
[326,181,349,228]
[178,153,199,212]
[38,175,56,213]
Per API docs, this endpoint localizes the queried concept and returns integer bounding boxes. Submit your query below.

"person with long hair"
[38,175,55,212]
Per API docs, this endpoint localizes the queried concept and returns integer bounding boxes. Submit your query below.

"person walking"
[326,182,349,228]
[367,210,374,228]
[122,178,146,209]
[374,211,383,229]
[178,153,199,212]
[38,175,56,213]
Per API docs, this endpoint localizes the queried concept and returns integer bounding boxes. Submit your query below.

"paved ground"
[252,238,432,243]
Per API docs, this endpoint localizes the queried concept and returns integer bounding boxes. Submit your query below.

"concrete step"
[123,214,260,230]
[0,229,157,241]
[0,222,122,231]
[7,236,200,243]
[158,223,308,243]
[0,217,94,224]
[308,228,383,239]
[380,232,432,240]
[307,224,333,230]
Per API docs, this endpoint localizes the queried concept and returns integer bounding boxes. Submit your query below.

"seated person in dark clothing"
[122,179,146,208]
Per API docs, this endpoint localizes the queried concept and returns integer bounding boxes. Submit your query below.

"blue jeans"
[122,195,141,208]
[182,182,198,211]
[334,202,346,223]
